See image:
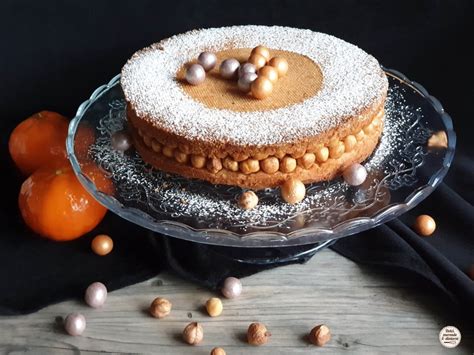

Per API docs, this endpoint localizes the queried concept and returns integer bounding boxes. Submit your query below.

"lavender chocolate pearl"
[221,276,242,299]
[238,62,257,77]
[64,313,86,336]
[111,130,132,152]
[219,58,240,79]
[238,72,258,92]
[84,282,108,308]
[185,64,206,85]
[197,52,217,71]
[343,163,367,186]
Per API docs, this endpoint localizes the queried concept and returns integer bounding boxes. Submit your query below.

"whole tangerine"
[18,163,111,241]
[9,111,69,175]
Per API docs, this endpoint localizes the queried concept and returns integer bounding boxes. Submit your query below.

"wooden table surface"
[0,249,472,354]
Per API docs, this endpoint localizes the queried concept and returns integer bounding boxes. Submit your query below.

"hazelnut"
[260,157,279,174]
[174,150,189,164]
[290,147,306,159]
[143,135,152,147]
[162,146,174,158]
[149,297,172,319]
[138,128,144,137]
[182,322,204,345]
[207,157,223,174]
[232,152,249,162]
[363,123,375,134]
[238,191,259,210]
[297,153,316,169]
[315,146,329,163]
[344,135,357,152]
[274,150,286,159]
[223,157,239,172]
[252,152,269,160]
[247,322,271,346]
[191,155,206,169]
[178,144,191,154]
[239,159,260,174]
[281,178,306,204]
[280,156,297,173]
[428,130,448,148]
[210,347,226,355]
[205,297,223,317]
[414,214,436,236]
[309,324,331,346]
[151,140,162,153]
[328,141,345,159]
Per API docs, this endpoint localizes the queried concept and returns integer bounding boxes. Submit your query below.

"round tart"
[121,25,388,189]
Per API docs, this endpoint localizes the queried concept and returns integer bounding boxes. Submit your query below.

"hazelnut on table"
[183,322,204,345]
[247,322,271,346]
[309,324,331,346]
[149,297,172,319]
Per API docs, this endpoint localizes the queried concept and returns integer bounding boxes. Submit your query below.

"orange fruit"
[9,111,69,175]
[18,163,112,241]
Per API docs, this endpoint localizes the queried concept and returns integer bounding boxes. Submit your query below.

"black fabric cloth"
[0,0,473,321]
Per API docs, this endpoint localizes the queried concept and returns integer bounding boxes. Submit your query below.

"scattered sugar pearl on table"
[343,163,367,186]
[237,72,257,93]
[221,276,242,298]
[414,214,436,236]
[64,313,86,336]
[111,130,132,152]
[185,64,206,85]
[219,58,240,79]
[197,52,217,71]
[84,282,107,308]
[91,234,114,256]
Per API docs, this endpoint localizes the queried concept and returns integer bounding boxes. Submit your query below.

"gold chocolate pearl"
[297,153,316,169]
[355,130,365,141]
[191,155,206,169]
[251,76,273,99]
[269,57,289,77]
[151,140,162,153]
[143,135,152,147]
[174,150,189,164]
[251,45,270,61]
[239,159,260,174]
[280,156,297,173]
[248,54,267,70]
[207,157,223,174]
[329,141,345,159]
[280,178,306,204]
[414,215,436,236]
[162,146,174,158]
[344,135,357,152]
[223,157,239,172]
[258,66,279,84]
[260,157,279,174]
[315,147,329,163]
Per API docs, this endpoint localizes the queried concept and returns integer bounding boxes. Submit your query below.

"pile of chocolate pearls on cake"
[185,45,289,99]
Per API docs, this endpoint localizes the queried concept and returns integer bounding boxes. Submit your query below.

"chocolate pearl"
[259,66,279,83]
[269,57,289,77]
[251,46,271,61]
[219,58,240,79]
[238,62,257,77]
[197,52,217,71]
[64,313,86,336]
[238,72,258,92]
[111,130,132,152]
[251,76,273,99]
[343,163,367,186]
[91,234,114,256]
[248,54,267,70]
[185,64,206,85]
[281,178,306,204]
[414,215,436,236]
[221,277,242,298]
[84,282,107,308]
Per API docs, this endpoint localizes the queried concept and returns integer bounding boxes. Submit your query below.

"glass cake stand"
[66,67,455,263]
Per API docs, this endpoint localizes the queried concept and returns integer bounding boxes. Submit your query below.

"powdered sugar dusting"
[121,26,388,146]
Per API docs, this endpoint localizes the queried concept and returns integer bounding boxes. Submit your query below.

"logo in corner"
[439,326,461,348]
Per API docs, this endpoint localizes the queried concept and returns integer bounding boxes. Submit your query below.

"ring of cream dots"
[184,46,288,100]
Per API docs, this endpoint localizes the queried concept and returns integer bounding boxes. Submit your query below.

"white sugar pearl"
[343,163,367,186]
[238,62,257,77]
[220,58,240,79]
[197,52,217,71]
[238,72,258,92]
[185,64,206,85]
